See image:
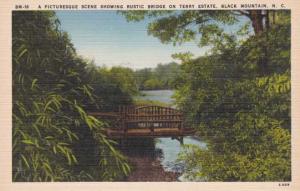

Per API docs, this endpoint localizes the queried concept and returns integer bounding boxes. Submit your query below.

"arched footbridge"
[89,105,196,140]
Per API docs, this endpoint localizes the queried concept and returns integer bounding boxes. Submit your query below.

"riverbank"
[125,155,180,181]
[120,136,207,182]
[118,137,181,181]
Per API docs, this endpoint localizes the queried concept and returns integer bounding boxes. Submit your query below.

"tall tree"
[12,11,130,181]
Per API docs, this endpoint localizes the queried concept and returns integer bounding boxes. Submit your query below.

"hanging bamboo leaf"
[21,154,30,169]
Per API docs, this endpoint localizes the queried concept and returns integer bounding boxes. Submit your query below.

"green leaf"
[21,139,35,145]
[21,154,30,168]
[31,79,38,90]
[17,47,28,60]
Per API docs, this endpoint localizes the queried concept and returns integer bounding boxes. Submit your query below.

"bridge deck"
[104,127,196,138]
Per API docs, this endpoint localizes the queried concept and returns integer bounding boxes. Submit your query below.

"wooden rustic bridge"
[89,105,195,141]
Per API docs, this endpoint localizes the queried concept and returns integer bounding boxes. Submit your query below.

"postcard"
[0,0,299,190]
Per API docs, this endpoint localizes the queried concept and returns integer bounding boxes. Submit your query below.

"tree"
[122,10,287,38]
[174,12,291,181]
[109,66,139,96]
[143,79,163,90]
[121,10,290,74]
[85,64,133,111]
[12,11,130,181]
[134,68,154,90]
[134,62,181,90]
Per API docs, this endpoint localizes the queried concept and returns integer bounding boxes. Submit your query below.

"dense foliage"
[87,62,181,92]
[123,10,291,181]
[12,11,131,181]
[135,62,180,90]
[86,65,136,111]
[176,12,291,181]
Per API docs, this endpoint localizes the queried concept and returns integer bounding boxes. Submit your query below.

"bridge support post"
[179,137,184,145]
[150,125,154,134]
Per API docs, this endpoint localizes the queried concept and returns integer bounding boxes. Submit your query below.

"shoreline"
[125,154,181,182]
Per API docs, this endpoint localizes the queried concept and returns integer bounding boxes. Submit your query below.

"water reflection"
[155,136,207,181]
[118,138,157,158]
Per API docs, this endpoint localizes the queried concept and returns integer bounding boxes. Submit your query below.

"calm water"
[140,90,175,105]
[139,90,207,181]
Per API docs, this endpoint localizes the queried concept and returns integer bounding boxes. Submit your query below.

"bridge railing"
[118,105,183,132]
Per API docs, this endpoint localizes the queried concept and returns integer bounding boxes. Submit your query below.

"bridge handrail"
[89,105,184,132]
[118,105,184,132]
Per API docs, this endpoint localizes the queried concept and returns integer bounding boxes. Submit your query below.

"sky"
[55,11,248,69]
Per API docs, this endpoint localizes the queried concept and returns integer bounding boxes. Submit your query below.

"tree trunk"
[265,10,270,31]
[249,10,264,34]
[246,10,268,75]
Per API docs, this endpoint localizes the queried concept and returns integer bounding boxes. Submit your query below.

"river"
[139,90,207,181]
